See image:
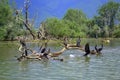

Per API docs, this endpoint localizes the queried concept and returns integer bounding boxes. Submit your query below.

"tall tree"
[63,9,88,37]
[98,1,120,29]
[0,0,12,26]
[63,9,87,26]
[0,0,23,40]
[16,0,36,40]
[23,0,36,39]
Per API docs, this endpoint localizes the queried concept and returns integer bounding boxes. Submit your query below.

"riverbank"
[1,38,119,43]
[1,38,120,46]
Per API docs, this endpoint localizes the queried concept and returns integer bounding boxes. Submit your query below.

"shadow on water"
[84,56,90,62]
[18,58,51,70]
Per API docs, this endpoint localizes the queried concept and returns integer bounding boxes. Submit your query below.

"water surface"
[0,39,120,80]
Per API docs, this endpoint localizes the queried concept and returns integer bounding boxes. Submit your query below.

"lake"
[0,39,120,80]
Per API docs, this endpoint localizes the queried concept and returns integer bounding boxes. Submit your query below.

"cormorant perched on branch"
[76,36,81,47]
[42,48,50,59]
[41,48,46,53]
[17,38,28,61]
[95,44,103,54]
[41,42,47,53]
[19,39,28,56]
[83,43,90,56]
[63,37,68,47]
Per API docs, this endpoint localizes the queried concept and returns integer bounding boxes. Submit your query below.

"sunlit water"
[0,39,120,80]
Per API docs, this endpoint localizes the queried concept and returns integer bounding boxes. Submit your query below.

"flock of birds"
[17,37,104,62]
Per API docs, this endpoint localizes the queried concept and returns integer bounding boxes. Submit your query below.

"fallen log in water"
[48,47,66,57]
[17,43,102,61]
[66,44,84,51]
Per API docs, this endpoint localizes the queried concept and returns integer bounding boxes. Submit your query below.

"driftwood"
[38,23,47,40]
[48,47,66,57]
[66,44,84,51]
[66,43,103,55]
[24,43,84,59]
[17,41,103,61]
[21,47,66,59]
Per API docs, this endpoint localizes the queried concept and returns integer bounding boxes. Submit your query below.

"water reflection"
[18,60,30,71]
[18,59,50,71]
[84,56,90,62]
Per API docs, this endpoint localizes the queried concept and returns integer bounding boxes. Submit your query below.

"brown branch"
[18,18,36,39]
[23,21,36,39]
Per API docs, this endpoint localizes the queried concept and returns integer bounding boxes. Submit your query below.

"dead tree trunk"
[23,21,36,39]
[38,23,47,40]
[15,0,36,40]
[24,0,36,39]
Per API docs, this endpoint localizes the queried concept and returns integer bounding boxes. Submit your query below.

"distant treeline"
[0,0,120,40]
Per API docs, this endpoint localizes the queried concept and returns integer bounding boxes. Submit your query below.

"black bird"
[20,39,26,47]
[95,44,103,54]
[83,43,90,56]
[42,52,49,59]
[41,42,47,53]
[19,39,28,56]
[76,36,81,47]
[41,48,46,53]
[63,37,68,47]
[42,48,50,59]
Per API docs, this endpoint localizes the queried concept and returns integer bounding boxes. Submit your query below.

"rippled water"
[0,39,120,80]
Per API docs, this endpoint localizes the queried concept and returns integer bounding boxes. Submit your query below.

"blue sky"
[14,0,119,27]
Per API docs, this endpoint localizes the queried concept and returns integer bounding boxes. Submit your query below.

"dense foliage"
[45,9,88,38]
[96,1,120,37]
[44,1,120,38]
[0,0,120,40]
[0,0,24,40]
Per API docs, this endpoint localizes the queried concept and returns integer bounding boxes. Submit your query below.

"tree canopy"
[0,0,24,40]
[44,9,88,38]
[0,0,120,40]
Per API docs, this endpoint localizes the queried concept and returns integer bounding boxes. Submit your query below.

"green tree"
[113,25,120,37]
[45,17,87,38]
[0,0,12,26]
[63,9,88,37]
[63,9,87,26]
[0,0,13,40]
[0,0,24,40]
[92,1,120,38]
[44,9,88,38]
[98,1,120,29]
[45,18,71,38]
